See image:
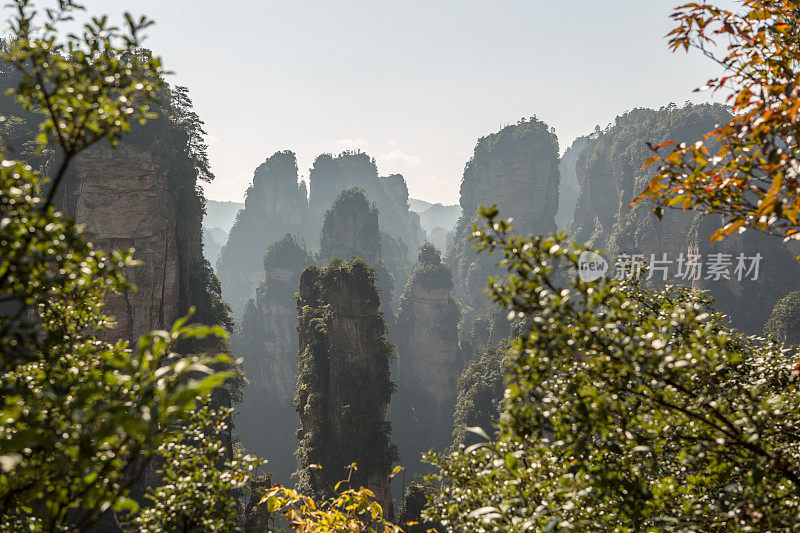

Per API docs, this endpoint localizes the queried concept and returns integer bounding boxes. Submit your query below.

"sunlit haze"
[75,0,735,204]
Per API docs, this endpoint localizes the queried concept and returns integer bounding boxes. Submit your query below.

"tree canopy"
[0,1,243,530]
[637,1,800,242]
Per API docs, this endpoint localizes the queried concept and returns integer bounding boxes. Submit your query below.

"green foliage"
[417,242,441,266]
[764,290,800,343]
[0,2,236,530]
[1,310,230,530]
[5,0,164,206]
[294,259,396,504]
[572,103,730,247]
[425,208,800,531]
[132,402,264,532]
[450,342,507,447]
[325,187,377,216]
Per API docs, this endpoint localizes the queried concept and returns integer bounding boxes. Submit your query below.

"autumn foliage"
[637,1,800,241]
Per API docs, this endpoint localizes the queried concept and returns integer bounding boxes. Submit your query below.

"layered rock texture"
[570,104,799,332]
[390,245,462,478]
[294,259,396,513]
[307,151,422,261]
[68,143,184,341]
[319,189,381,266]
[319,189,398,315]
[63,140,227,345]
[570,104,729,249]
[216,151,308,317]
[232,234,313,485]
[449,118,560,330]
[59,116,233,529]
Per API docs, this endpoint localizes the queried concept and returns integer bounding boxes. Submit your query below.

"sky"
[69,0,736,205]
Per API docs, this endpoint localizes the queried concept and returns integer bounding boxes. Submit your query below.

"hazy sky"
[72,0,735,205]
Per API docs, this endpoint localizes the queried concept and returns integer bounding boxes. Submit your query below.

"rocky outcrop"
[764,291,800,346]
[61,128,233,529]
[202,226,226,269]
[451,342,507,447]
[399,485,443,533]
[216,151,308,317]
[381,232,411,307]
[68,142,201,342]
[390,244,463,477]
[570,104,730,249]
[306,151,422,260]
[319,188,397,316]
[449,118,560,331]
[233,234,312,485]
[294,259,396,513]
[319,189,381,266]
[573,103,800,333]
[416,203,461,253]
[458,119,560,236]
[556,135,588,231]
[244,474,272,532]
[689,215,799,332]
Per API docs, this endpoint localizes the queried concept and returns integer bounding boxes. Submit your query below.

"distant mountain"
[418,203,461,234]
[414,202,460,254]
[202,226,227,268]
[205,200,243,234]
[408,198,433,213]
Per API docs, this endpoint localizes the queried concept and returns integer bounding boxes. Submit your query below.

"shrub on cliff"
[424,208,800,531]
[0,2,244,529]
[764,291,800,343]
[294,258,396,507]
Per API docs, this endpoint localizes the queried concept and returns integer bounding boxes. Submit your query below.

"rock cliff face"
[451,342,507,446]
[689,215,799,332]
[390,244,462,475]
[449,118,560,331]
[764,291,800,346]
[319,188,397,316]
[556,135,588,231]
[60,129,233,529]
[458,119,560,236]
[400,485,444,533]
[319,189,381,266]
[571,105,730,249]
[216,151,308,317]
[307,151,422,260]
[572,104,800,332]
[294,259,396,513]
[67,142,200,342]
[233,234,313,484]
